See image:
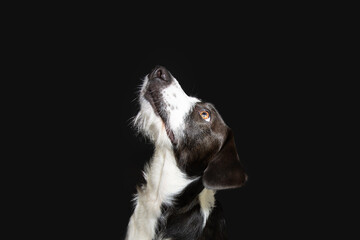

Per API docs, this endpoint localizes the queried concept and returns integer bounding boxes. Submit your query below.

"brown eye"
[199,111,210,122]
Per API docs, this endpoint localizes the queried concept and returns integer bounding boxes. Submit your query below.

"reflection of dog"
[125,66,247,240]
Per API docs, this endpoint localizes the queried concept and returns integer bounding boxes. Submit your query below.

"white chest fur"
[125,147,195,240]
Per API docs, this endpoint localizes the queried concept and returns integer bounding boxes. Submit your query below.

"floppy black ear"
[202,131,247,190]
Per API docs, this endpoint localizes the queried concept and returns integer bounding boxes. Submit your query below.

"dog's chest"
[155,187,215,240]
[126,147,215,240]
[126,148,195,240]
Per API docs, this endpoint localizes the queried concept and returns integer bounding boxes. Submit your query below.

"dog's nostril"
[149,66,171,82]
[156,69,163,78]
[155,68,168,81]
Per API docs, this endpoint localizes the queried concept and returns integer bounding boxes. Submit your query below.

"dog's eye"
[199,111,210,122]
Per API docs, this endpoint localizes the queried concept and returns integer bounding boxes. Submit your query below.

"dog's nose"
[148,66,171,82]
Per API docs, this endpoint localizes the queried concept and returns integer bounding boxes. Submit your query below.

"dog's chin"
[134,95,175,147]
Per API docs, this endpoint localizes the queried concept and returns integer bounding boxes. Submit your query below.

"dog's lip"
[144,89,176,144]
[145,90,160,117]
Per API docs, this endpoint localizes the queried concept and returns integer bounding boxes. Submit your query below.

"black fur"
[155,179,228,240]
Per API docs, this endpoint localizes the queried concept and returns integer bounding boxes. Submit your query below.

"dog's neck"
[145,146,195,205]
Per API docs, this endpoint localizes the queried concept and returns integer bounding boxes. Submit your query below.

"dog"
[125,66,247,240]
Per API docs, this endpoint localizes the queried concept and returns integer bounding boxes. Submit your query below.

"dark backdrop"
[114,48,308,239]
[116,48,293,239]
[46,25,325,239]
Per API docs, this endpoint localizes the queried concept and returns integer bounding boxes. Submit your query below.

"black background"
[55,43,315,239]
[115,49,309,239]
[28,9,341,239]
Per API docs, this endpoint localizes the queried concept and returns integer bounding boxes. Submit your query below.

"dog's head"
[134,66,247,190]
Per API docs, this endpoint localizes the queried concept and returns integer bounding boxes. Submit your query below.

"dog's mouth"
[143,66,176,145]
[145,89,176,144]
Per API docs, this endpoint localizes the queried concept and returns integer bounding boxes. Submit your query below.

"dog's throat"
[148,148,194,203]
[154,150,167,201]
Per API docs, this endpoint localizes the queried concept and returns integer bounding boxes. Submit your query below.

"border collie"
[125,66,247,240]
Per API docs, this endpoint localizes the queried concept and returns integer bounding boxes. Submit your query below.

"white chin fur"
[133,99,172,148]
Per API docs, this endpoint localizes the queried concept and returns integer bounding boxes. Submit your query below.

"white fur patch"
[161,78,199,140]
[199,189,216,227]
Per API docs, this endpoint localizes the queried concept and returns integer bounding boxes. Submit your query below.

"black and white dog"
[125,66,247,240]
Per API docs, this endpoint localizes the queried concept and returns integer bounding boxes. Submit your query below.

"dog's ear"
[202,130,247,190]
